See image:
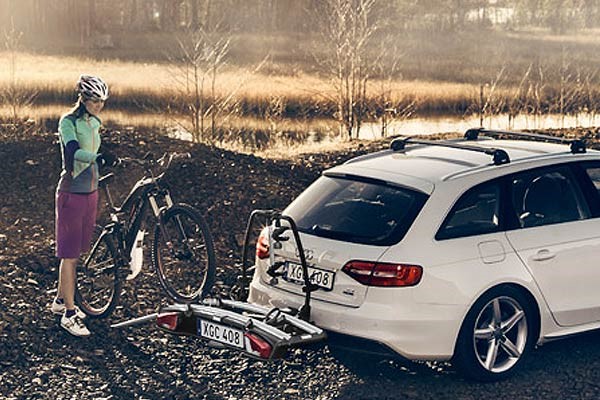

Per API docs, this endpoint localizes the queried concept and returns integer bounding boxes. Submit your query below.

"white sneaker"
[51,300,86,319]
[60,312,91,337]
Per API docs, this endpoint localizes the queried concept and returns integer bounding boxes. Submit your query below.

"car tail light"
[256,229,270,259]
[342,261,422,287]
[244,332,272,359]
[156,312,179,331]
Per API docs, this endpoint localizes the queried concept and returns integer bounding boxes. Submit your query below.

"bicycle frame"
[96,159,177,272]
[78,152,213,318]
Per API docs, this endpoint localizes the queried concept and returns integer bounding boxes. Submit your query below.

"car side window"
[583,166,600,199]
[436,181,501,240]
[511,166,591,229]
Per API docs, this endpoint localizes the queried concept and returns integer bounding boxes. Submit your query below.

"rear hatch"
[258,173,428,307]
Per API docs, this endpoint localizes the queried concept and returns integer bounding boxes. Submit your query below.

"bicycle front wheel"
[152,204,216,302]
[76,229,122,318]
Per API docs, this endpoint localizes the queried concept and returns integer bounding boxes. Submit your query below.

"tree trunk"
[161,1,172,31]
[129,0,137,29]
[479,84,484,127]
[204,0,212,30]
[88,0,95,33]
[191,0,199,30]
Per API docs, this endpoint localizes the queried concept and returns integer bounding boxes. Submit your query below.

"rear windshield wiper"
[309,224,366,241]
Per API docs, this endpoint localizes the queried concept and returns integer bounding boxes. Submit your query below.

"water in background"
[359,113,598,140]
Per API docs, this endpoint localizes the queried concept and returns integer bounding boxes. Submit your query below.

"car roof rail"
[390,137,510,165]
[464,127,586,154]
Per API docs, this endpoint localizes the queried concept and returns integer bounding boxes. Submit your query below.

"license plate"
[285,262,335,291]
[198,320,244,349]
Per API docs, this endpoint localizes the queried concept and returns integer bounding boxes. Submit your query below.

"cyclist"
[51,75,114,336]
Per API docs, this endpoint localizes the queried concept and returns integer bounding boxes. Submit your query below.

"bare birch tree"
[507,64,532,129]
[530,64,548,128]
[1,19,37,140]
[556,48,586,128]
[167,23,269,145]
[477,66,505,127]
[373,42,415,138]
[582,67,599,125]
[169,25,231,143]
[314,0,379,140]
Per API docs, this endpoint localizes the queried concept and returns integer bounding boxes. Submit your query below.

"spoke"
[174,216,189,242]
[89,259,113,268]
[501,310,524,334]
[189,244,206,252]
[492,299,502,327]
[90,264,116,277]
[474,326,494,340]
[500,337,522,358]
[484,339,500,370]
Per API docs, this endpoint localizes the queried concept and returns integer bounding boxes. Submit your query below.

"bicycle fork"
[148,189,174,217]
[149,190,181,254]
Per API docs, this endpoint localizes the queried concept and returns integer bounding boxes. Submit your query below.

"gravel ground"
[2,126,600,399]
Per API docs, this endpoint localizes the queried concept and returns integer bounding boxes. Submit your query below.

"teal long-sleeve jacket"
[57,110,102,193]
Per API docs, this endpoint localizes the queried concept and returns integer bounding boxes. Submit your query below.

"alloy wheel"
[472,296,528,373]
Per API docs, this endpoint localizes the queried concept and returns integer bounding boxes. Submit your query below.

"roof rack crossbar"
[390,137,510,165]
[464,127,586,154]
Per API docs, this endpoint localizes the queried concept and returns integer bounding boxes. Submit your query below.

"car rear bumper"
[325,330,401,358]
[249,277,465,361]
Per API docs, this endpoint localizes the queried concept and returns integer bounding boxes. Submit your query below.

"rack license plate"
[285,262,335,291]
[198,320,244,349]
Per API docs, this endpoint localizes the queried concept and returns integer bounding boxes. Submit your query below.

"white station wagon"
[248,128,600,380]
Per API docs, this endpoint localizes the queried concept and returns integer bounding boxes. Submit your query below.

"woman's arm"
[59,117,98,170]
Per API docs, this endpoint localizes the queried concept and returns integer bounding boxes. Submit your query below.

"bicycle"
[75,152,216,318]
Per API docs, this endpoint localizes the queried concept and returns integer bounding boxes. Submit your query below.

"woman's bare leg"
[58,258,78,309]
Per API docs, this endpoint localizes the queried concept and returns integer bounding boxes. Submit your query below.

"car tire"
[453,286,537,381]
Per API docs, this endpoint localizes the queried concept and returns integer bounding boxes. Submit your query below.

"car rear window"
[284,175,428,246]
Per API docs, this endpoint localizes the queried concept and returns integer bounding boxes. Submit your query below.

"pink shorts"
[55,191,98,259]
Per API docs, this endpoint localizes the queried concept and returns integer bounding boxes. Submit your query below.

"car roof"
[326,138,600,193]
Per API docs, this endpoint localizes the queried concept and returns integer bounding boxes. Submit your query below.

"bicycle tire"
[75,229,122,318]
[152,203,216,303]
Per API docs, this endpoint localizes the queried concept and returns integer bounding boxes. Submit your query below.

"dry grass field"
[0,51,476,107]
[5,28,600,110]
[2,29,600,150]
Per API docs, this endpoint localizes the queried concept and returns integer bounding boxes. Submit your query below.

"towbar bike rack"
[239,209,319,322]
[111,210,327,360]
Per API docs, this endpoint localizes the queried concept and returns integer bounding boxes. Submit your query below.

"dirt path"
[1,127,600,399]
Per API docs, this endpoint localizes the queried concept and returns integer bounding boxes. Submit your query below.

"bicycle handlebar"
[118,152,191,170]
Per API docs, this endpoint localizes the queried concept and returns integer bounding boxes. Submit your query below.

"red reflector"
[342,261,422,287]
[156,312,179,331]
[341,261,375,285]
[244,333,272,359]
[256,229,270,260]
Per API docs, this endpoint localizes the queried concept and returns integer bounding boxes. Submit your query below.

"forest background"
[2,0,600,152]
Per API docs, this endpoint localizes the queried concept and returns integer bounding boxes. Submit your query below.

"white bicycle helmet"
[77,75,109,101]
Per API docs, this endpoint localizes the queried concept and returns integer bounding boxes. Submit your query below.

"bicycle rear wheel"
[75,229,122,318]
[152,203,216,303]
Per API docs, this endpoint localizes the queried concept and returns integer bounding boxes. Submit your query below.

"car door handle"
[531,249,556,262]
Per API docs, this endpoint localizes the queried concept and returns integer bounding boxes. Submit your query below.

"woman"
[51,75,111,336]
